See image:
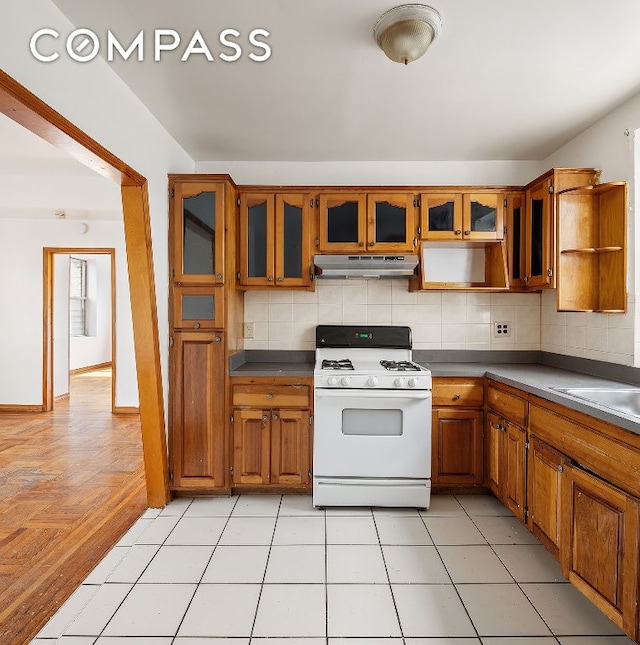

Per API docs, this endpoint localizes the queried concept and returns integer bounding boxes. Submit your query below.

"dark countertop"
[421,362,640,437]
[230,354,640,437]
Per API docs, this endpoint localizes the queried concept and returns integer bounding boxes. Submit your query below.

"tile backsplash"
[243,280,541,351]
[541,289,635,366]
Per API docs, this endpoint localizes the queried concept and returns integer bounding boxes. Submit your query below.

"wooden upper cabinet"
[523,168,599,290]
[318,192,415,252]
[366,193,415,252]
[505,192,526,288]
[239,192,312,288]
[420,192,503,241]
[318,193,367,252]
[172,181,225,285]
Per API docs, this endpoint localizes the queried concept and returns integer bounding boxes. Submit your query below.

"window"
[69,257,88,336]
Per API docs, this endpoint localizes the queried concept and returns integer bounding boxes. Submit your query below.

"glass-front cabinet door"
[505,192,525,288]
[173,286,225,330]
[462,193,504,240]
[239,192,312,288]
[525,178,552,288]
[275,193,312,287]
[420,193,463,240]
[367,193,415,252]
[173,182,225,284]
[318,193,366,252]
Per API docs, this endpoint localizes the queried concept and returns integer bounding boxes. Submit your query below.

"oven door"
[313,388,432,479]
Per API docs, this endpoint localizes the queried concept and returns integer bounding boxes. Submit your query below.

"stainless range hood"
[314,254,418,279]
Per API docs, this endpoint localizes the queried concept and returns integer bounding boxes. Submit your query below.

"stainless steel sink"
[552,387,640,418]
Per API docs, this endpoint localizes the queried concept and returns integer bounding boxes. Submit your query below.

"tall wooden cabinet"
[168,174,240,493]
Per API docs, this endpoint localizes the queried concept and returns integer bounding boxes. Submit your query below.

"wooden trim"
[54,392,70,403]
[114,406,141,415]
[0,70,169,507]
[0,404,45,413]
[69,361,112,376]
[0,70,144,186]
[122,183,170,507]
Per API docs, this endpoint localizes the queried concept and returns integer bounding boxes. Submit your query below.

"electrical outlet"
[493,321,512,338]
[243,322,255,339]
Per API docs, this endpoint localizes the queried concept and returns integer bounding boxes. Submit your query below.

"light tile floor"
[32,494,636,645]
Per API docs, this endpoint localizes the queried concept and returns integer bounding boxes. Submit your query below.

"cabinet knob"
[215,273,223,280]
[267,393,274,400]
[523,276,529,283]
[358,242,364,247]
[277,276,284,282]
[454,230,462,235]
[452,393,460,400]
[272,414,279,420]
[369,242,375,247]
[214,336,222,343]
[262,415,268,422]
[464,230,471,235]
[194,322,200,329]
[268,276,274,282]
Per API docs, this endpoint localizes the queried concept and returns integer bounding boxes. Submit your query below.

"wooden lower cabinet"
[562,464,640,636]
[170,331,227,491]
[486,410,527,521]
[431,408,483,485]
[527,436,565,558]
[231,378,313,490]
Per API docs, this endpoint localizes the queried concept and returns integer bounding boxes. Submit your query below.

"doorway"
[44,248,116,412]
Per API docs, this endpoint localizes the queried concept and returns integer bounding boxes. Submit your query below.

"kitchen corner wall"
[243,281,541,351]
[541,290,635,366]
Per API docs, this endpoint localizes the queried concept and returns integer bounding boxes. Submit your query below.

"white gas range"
[312,325,432,509]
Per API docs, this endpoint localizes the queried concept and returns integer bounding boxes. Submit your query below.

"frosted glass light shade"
[374,4,442,65]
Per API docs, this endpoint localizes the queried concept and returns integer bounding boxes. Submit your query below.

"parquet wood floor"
[0,368,147,645]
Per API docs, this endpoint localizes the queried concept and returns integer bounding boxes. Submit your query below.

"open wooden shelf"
[410,240,509,291]
[557,182,627,313]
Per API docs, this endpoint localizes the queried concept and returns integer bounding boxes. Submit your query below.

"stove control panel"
[315,373,431,390]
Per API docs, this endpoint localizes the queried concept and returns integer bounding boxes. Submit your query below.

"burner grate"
[321,359,354,371]
[380,360,420,372]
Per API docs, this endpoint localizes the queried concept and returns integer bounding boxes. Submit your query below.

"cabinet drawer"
[432,379,484,407]
[232,385,310,408]
[487,386,527,427]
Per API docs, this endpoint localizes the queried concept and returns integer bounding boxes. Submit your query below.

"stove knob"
[366,376,378,387]
[327,376,338,386]
[407,377,417,388]
[394,377,406,388]
[341,376,352,386]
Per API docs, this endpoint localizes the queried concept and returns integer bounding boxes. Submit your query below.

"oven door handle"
[315,389,431,400]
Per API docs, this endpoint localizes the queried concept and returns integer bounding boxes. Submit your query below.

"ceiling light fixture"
[373,4,442,65]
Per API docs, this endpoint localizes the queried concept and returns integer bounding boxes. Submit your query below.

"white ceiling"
[47,0,640,162]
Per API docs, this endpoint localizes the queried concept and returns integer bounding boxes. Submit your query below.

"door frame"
[43,248,117,413]
[0,70,169,507]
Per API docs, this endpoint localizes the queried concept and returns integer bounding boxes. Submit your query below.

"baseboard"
[0,404,44,413]
[113,406,140,415]
[54,392,69,403]
[70,362,112,376]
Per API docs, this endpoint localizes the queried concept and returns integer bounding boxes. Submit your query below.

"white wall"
[1,0,195,411]
[53,254,69,397]
[69,254,112,371]
[0,218,136,407]
[539,91,640,366]
[197,160,540,187]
